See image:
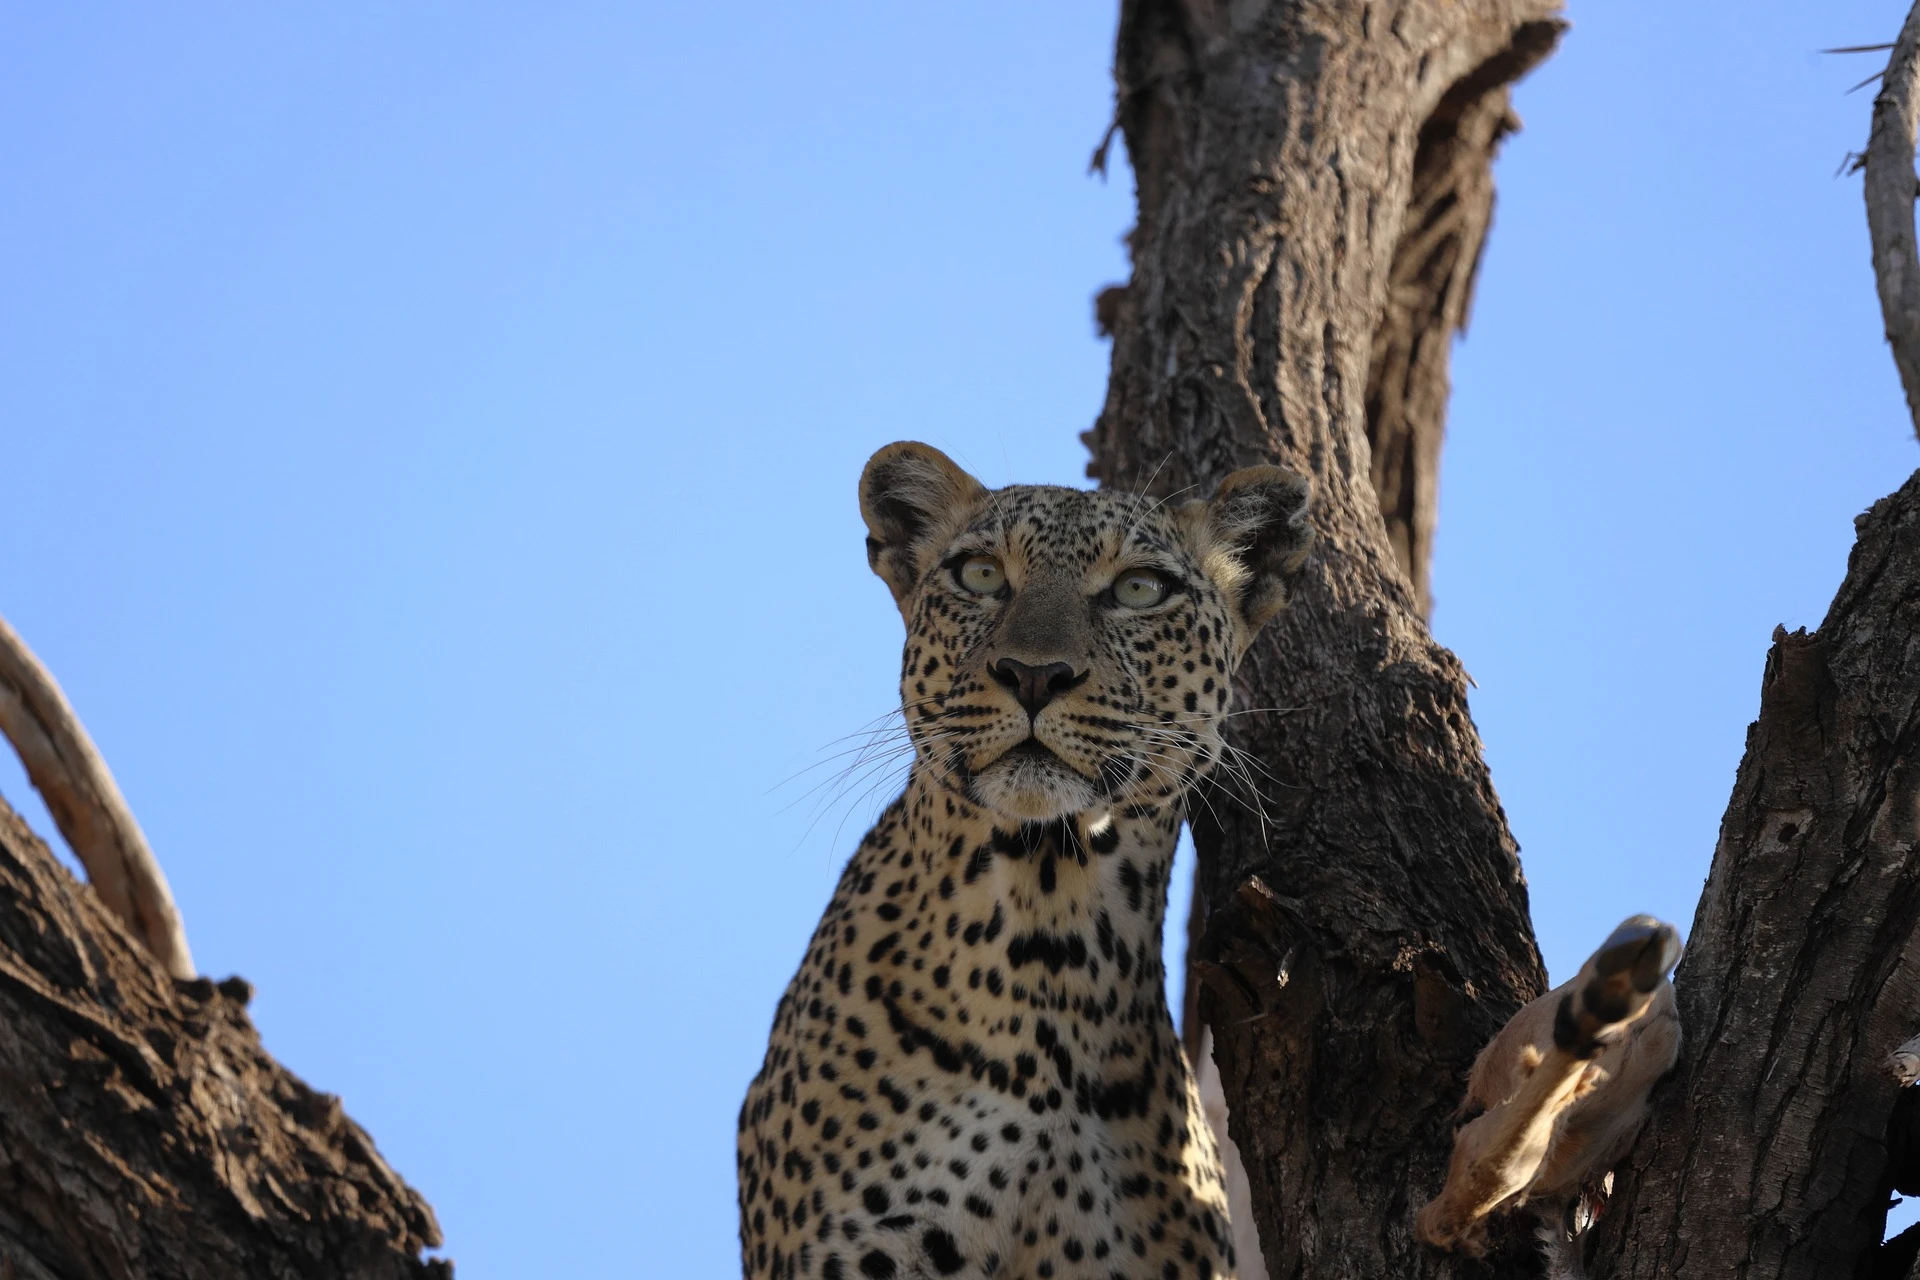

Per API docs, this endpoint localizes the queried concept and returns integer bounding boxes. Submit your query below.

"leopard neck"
[863,770,1188,1016]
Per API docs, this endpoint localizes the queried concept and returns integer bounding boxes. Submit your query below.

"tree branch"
[0,790,443,1278]
[0,612,193,979]
[1589,469,1920,1279]
[1867,0,1920,441]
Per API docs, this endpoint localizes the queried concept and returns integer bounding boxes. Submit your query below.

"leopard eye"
[955,555,1006,595]
[1112,568,1170,609]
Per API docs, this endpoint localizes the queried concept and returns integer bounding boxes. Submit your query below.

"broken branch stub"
[0,611,194,979]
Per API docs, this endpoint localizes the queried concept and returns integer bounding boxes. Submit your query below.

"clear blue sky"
[0,3,1911,1275]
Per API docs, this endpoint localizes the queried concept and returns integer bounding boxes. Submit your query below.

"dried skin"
[1418,917,1681,1256]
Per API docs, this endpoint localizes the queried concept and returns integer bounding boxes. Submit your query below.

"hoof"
[1592,916,1682,994]
[1559,916,1682,1053]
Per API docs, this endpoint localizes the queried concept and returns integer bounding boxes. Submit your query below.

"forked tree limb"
[1161,20,1523,1255]
[1868,0,1920,440]
[0,612,194,979]
[1102,2,1920,1276]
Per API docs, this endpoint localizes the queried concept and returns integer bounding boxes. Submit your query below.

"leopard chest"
[740,801,1233,1278]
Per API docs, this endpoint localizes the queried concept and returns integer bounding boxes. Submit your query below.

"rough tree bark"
[1173,0,1512,1065]
[1359,44,1512,622]
[0,613,443,1277]
[0,790,445,1278]
[1580,475,1920,1279]
[1086,1,1563,1276]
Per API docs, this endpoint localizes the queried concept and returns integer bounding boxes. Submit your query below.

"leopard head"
[859,441,1312,823]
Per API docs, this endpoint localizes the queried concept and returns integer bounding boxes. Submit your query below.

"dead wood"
[1577,14,1920,1273]
[1088,3,1920,1277]
[0,786,445,1279]
[0,613,193,979]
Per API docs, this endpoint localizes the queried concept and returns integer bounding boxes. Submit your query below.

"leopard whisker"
[1132,731,1277,848]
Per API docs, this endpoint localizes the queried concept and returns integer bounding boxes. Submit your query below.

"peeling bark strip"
[0,613,194,979]
[1587,469,1920,1279]
[1088,1,1562,1275]
[0,792,443,1279]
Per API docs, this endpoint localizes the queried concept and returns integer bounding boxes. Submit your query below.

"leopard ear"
[859,442,988,608]
[1198,465,1313,641]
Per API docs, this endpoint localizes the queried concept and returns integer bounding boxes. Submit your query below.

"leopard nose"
[989,658,1084,717]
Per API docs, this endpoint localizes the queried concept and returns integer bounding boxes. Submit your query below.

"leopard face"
[861,444,1313,825]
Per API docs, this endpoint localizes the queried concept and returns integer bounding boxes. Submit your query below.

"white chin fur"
[971,752,1100,821]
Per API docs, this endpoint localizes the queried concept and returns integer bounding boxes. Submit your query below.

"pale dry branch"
[1866,0,1920,439]
[0,612,193,978]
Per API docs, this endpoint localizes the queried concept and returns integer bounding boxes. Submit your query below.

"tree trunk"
[1087,1,1562,1275]
[1580,467,1920,1278]
[0,789,445,1279]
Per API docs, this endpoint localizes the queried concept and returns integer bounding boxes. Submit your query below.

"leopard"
[737,441,1312,1280]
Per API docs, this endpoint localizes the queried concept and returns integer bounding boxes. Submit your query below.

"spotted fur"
[738,443,1311,1280]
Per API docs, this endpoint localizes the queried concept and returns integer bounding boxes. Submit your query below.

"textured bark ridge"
[0,791,444,1280]
[1087,1,1562,1275]
[1589,469,1920,1280]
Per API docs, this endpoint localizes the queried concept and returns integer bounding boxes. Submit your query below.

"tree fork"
[1087,1,1562,1274]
